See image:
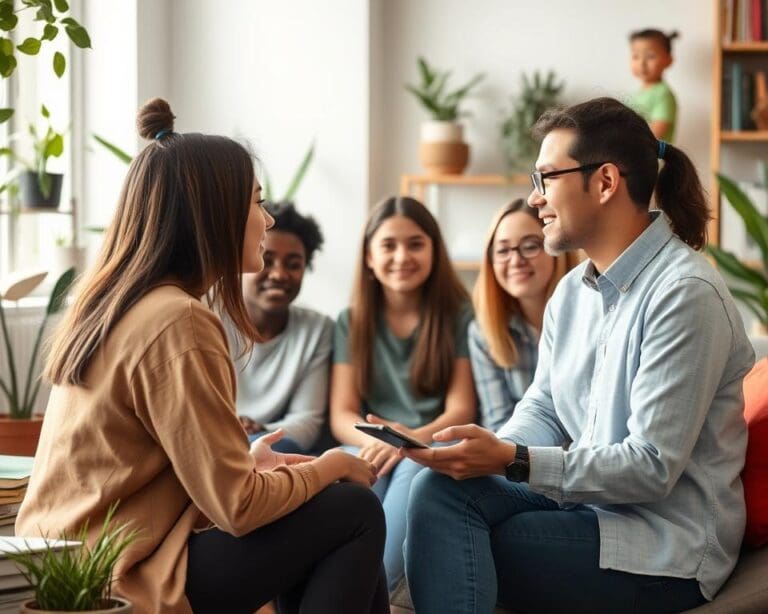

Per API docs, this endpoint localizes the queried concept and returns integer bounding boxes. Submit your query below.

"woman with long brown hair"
[471,198,578,432]
[16,99,388,614]
[330,196,476,592]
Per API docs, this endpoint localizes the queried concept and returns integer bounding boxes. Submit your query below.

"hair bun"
[668,30,680,40]
[136,98,176,141]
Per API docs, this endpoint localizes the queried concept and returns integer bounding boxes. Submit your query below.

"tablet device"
[354,423,429,449]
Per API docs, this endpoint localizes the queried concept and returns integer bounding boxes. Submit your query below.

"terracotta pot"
[21,598,133,613]
[419,141,469,175]
[0,415,44,456]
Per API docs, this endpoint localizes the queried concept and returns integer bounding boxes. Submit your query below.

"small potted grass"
[8,505,138,613]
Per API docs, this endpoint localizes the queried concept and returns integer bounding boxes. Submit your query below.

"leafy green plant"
[262,141,315,204]
[1,104,66,198]
[500,70,564,172]
[0,0,91,123]
[707,173,768,326]
[0,266,75,418]
[6,503,139,611]
[405,57,485,122]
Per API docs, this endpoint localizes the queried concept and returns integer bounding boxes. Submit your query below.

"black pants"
[186,482,389,614]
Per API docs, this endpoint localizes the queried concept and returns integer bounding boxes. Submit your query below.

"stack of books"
[0,456,35,538]
[0,536,78,613]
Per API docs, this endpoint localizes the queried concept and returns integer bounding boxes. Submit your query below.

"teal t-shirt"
[627,81,677,143]
[333,303,473,428]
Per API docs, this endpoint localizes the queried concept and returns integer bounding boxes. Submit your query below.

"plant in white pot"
[7,504,138,613]
[707,173,768,341]
[405,56,484,175]
[0,267,75,455]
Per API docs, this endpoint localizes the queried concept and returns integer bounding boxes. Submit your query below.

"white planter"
[420,121,464,144]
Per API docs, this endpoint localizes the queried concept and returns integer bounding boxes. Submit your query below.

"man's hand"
[400,424,517,480]
[250,429,314,470]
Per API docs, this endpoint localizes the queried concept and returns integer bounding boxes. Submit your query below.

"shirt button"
[608,304,616,312]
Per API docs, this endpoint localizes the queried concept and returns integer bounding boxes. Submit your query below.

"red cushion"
[743,358,768,548]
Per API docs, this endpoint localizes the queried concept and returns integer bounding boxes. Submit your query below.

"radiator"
[0,304,54,416]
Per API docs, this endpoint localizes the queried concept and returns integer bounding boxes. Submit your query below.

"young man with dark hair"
[402,98,754,613]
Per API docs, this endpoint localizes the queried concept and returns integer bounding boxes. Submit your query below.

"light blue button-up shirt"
[498,211,754,599]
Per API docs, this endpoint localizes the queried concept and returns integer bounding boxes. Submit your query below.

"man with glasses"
[401,98,753,614]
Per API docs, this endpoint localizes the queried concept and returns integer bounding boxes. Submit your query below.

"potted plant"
[0,266,75,454]
[7,504,138,613]
[0,104,66,208]
[500,70,564,173]
[405,56,484,175]
[707,173,768,339]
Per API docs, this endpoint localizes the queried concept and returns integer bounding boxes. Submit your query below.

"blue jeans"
[405,471,706,614]
[343,446,424,591]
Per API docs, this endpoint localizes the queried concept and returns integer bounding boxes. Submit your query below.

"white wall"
[167,0,371,318]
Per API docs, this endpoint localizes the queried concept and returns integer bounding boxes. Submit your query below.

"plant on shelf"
[7,503,138,612]
[500,70,564,173]
[405,56,485,175]
[0,0,91,123]
[0,267,75,420]
[707,173,768,333]
[405,56,485,122]
[1,104,66,207]
[92,135,132,165]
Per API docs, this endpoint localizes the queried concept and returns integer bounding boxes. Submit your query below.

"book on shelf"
[732,62,744,130]
[0,456,33,489]
[723,0,768,42]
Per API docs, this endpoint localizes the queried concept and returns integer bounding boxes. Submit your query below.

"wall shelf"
[720,131,768,142]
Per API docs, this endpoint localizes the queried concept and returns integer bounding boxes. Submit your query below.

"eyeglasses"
[491,238,544,263]
[530,162,607,196]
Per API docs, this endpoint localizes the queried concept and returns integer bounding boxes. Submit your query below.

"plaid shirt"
[468,315,539,433]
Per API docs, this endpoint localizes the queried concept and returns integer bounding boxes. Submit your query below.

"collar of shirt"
[581,210,673,294]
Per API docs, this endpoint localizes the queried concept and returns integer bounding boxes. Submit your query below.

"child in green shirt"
[627,28,679,142]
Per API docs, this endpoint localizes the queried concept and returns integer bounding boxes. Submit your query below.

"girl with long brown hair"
[330,196,476,592]
[16,99,388,614]
[471,198,578,432]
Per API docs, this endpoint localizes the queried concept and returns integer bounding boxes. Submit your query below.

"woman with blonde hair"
[16,98,388,614]
[470,198,578,431]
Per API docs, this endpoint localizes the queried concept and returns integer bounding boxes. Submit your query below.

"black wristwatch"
[504,444,530,482]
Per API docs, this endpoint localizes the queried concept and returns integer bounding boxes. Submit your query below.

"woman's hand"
[313,448,378,487]
[239,416,265,435]
[249,429,314,470]
[358,439,401,477]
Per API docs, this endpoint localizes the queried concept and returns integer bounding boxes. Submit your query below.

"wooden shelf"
[720,131,768,142]
[722,42,768,52]
[400,173,530,199]
[0,207,73,215]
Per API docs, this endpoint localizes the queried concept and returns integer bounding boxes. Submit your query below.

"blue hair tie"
[657,139,668,160]
[155,129,172,140]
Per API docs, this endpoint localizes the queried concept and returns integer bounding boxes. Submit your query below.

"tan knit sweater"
[16,285,321,613]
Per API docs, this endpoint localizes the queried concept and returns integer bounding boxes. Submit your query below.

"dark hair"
[349,196,469,397]
[46,98,259,384]
[629,29,679,54]
[264,201,324,268]
[533,97,709,250]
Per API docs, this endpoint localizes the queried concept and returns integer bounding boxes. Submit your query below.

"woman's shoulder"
[289,304,333,332]
[117,285,228,360]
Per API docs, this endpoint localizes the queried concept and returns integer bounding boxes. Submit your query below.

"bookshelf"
[399,173,531,272]
[711,0,768,247]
